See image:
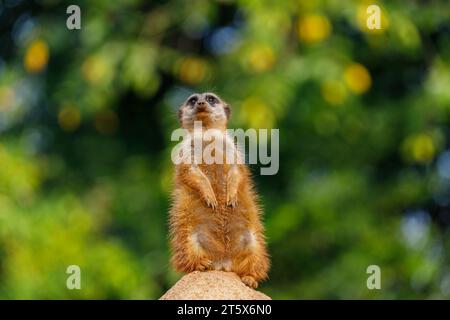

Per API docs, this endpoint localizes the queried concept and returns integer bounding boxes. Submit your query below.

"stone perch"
[160,271,271,300]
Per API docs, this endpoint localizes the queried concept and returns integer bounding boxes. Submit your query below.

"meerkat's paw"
[204,196,218,210]
[203,188,218,210]
[226,191,238,208]
[195,258,213,271]
[241,275,258,289]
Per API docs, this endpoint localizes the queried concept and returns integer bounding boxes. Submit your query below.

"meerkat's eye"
[206,95,217,105]
[188,96,198,106]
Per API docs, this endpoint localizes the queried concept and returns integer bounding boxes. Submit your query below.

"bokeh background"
[0,0,450,299]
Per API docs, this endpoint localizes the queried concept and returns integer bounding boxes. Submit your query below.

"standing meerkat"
[169,92,270,288]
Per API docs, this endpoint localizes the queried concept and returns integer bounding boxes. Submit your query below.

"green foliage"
[0,0,449,299]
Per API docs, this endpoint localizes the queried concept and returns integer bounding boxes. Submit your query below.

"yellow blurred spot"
[344,63,372,94]
[95,109,119,135]
[246,44,276,73]
[321,80,347,106]
[0,87,16,112]
[239,97,275,129]
[24,40,49,73]
[58,105,81,132]
[297,14,331,43]
[402,133,436,164]
[178,57,208,84]
[82,55,109,84]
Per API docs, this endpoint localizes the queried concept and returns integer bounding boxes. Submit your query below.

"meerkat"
[169,92,270,289]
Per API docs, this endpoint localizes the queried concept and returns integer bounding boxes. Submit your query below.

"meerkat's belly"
[192,211,254,270]
[188,164,256,269]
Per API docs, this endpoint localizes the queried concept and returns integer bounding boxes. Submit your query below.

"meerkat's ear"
[224,104,231,120]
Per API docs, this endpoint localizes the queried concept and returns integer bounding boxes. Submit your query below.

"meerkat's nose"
[196,100,207,110]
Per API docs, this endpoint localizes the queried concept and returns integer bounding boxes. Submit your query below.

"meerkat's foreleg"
[226,165,241,207]
[179,164,218,209]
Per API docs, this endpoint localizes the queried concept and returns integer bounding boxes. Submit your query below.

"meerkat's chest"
[188,133,242,166]
[199,163,229,194]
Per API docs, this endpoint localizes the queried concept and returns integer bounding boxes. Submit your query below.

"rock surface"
[160,271,271,300]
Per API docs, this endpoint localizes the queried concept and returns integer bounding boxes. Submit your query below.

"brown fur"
[169,92,270,288]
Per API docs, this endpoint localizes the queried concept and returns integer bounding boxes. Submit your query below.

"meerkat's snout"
[194,99,209,113]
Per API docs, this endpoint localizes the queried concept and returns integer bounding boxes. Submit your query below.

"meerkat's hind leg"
[240,275,258,289]
[170,227,213,273]
[195,257,213,271]
[232,230,270,289]
[170,243,212,273]
[189,231,213,271]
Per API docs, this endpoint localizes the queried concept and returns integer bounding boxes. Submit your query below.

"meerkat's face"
[178,92,230,129]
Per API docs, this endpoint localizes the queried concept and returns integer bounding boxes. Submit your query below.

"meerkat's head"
[178,92,230,130]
